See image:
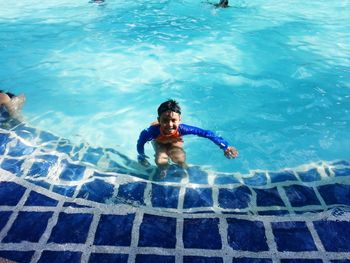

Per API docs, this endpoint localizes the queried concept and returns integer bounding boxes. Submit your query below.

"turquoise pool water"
[0,0,349,173]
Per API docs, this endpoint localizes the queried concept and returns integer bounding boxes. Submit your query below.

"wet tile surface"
[0,127,350,262]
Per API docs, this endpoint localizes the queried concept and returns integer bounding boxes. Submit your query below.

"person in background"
[215,0,229,8]
[0,90,26,118]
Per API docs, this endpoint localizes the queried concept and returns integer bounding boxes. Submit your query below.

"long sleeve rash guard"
[137,123,230,157]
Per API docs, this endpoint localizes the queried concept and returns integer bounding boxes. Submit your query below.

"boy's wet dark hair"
[0,90,15,99]
[157,99,181,117]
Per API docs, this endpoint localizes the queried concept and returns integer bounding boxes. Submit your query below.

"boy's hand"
[224,146,238,159]
[138,154,151,167]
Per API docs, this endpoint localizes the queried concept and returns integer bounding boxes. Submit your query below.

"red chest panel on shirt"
[151,122,183,144]
[156,130,183,144]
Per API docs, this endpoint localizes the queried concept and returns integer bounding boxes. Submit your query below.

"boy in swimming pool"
[136,99,238,176]
[0,90,26,118]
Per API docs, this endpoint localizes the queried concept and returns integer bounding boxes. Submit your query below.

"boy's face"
[158,111,181,135]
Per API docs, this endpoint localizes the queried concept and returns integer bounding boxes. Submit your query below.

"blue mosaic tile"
[297,168,321,182]
[257,210,290,216]
[56,139,73,154]
[271,221,317,251]
[183,218,222,249]
[153,165,185,183]
[331,160,350,166]
[280,260,322,263]
[107,160,125,172]
[138,213,176,248]
[255,187,285,207]
[27,179,50,189]
[13,125,37,141]
[313,220,350,252]
[243,172,267,186]
[0,250,34,263]
[188,166,208,184]
[38,250,81,263]
[37,154,59,163]
[0,107,9,118]
[269,171,298,183]
[63,202,91,208]
[81,147,104,165]
[232,258,272,263]
[89,253,128,263]
[0,211,12,230]
[7,140,35,157]
[318,183,350,206]
[48,212,93,244]
[28,155,58,177]
[0,133,11,155]
[135,254,175,263]
[3,211,53,243]
[284,185,320,207]
[151,183,179,208]
[1,158,24,176]
[333,167,350,177]
[117,182,146,205]
[0,182,26,206]
[24,191,58,206]
[52,185,76,197]
[227,218,268,251]
[59,160,86,181]
[218,186,252,209]
[166,165,187,182]
[183,187,213,209]
[39,130,59,143]
[214,173,240,185]
[77,179,114,203]
[94,214,135,246]
[184,256,223,263]
[28,162,51,177]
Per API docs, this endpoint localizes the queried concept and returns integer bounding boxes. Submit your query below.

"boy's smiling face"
[158,110,181,135]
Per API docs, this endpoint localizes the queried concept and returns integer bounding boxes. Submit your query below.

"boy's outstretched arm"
[179,124,238,159]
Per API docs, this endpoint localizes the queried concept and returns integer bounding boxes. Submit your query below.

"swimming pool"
[0,0,350,262]
[1,0,349,174]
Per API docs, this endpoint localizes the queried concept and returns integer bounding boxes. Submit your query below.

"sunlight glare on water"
[0,0,349,173]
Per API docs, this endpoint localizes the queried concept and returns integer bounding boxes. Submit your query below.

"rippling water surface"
[0,0,349,173]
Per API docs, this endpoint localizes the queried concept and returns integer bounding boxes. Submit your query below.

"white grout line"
[175,217,184,263]
[1,242,350,260]
[80,210,102,262]
[277,185,295,215]
[218,216,231,263]
[177,184,186,211]
[127,212,144,263]
[263,220,279,262]
[143,182,152,208]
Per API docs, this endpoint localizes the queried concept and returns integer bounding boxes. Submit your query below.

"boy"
[137,100,238,176]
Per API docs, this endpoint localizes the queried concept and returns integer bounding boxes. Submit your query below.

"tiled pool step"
[1,171,350,263]
[0,127,349,215]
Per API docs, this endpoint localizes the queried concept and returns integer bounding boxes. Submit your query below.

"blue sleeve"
[137,125,159,156]
[179,124,230,150]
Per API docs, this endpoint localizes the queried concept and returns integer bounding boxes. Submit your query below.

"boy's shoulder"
[146,123,161,134]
